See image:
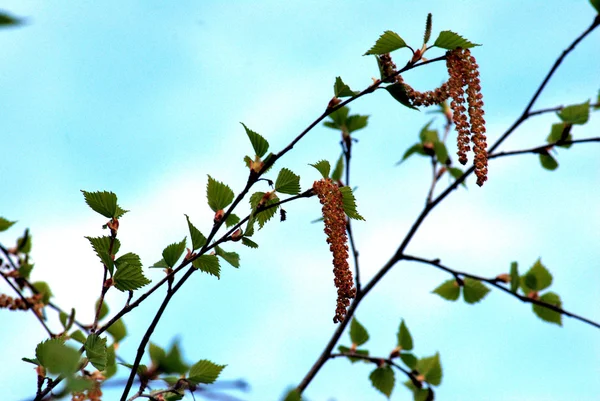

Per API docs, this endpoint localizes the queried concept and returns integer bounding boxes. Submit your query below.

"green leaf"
[326,107,349,129]
[532,292,563,326]
[364,30,407,55]
[115,252,142,271]
[397,143,427,165]
[65,377,93,392]
[369,365,395,398]
[149,343,167,366]
[18,262,34,280]
[250,192,280,229]
[433,31,480,49]
[107,318,127,343]
[557,101,590,124]
[104,344,117,378]
[462,278,490,304]
[162,238,187,268]
[215,246,240,268]
[433,141,449,164]
[346,114,369,133]
[207,175,235,212]
[339,186,365,221]
[187,359,227,385]
[282,388,302,401]
[509,262,519,293]
[81,190,128,219]
[423,13,432,44]
[337,345,370,363]
[334,76,358,98]
[521,259,553,292]
[242,237,259,248]
[113,262,151,291]
[397,319,413,350]
[59,308,76,330]
[0,11,25,27]
[36,339,80,375]
[448,167,467,187]
[85,334,107,371]
[86,236,120,275]
[417,353,443,386]
[241,123,269,158]
[17,228,32,254]
[349,318,369,346]
[432,279,460,301]
[331,154,344,182]
[192,255,221,278]
[151,258,169,269]
[185,215,207,250]
[70,330,87,344]
[225,213,240,228]
[0,217,16,232]
[32,281,52,304]
[546,122,573,148]
[399,353,418,369]
[385,83,419,110]
[275,168,301,195]
[595,89,600,109]
[539,153,559,170]
[310,160,331,179]
[163,342,188,374]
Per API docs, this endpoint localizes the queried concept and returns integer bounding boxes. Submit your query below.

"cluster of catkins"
[382,48,488,186]
[0,292,43,315]
[313,178,356,323]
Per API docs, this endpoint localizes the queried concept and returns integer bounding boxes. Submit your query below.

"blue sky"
[1,1,600,400]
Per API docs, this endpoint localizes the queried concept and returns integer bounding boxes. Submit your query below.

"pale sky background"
[1,1,600,401]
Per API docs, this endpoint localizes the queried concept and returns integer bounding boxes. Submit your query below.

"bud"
[231,228,243,242]
[496,273,511,283]
[214,209,225,224]
[327,96,341,110]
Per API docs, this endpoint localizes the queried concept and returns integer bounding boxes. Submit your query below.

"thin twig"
[489,137,600,159]
[330,352,422,388]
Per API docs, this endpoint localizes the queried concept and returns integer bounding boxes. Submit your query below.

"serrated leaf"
[557,101,590,125]
[85,334,107,371]
[462,278,490,304]
[185,215,207,250]
[113,263,151,291]
[192,255,220,278]
[215,246,240,268]
[115,252,142,270]
[81,190,128,219]
[433,141,449,164]
[532,292,563,326]
[432,279,460,301]
[399,353,418,369]
[32,281,52,304]
[546,122,573,148]
[36,339,80,375]
[369,365,395,398]
[310,160,331,179]
[364,30,407,55]
[162,238,186,268]
[521,259,553,292]
[241,123,269,157]
[86,236,120,275]
[150,258,169,268]
[282,388,302,401]
[397,319,413,350]
[0,11,24,27]
[334,76,358,98]
[0,217,16,232]
[397,143,427,165]
[417,353,442,386]
[70,330,87,344]
[107,318,127,343]
[275,168,301,195]
[539,153,559,170]
[349,318,369,346]
[242,237,259,248]
[187,359,226,385]
[510,262,519,293]
[207,175,235,212]
[433,30,480,49]
[225,213,240,228]
[163,342,188,374]
[331,154,344,182]
[346,114,369,133]
[385,83,419,110]
[250,192,280,229]
[339,186,365,220]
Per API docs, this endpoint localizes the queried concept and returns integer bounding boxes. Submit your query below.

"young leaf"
[339,186,365,220]
[241,123,269,158]
[334,76,358,98]
[215,246,240,268]
[192,255,221,278]
[86,236,120,275]
[331,154,344,182]
[95,299,109,322]
[104,344,117,378]
[369,365,395,398]
[521,259,553,292]
[81,190,128,219]
[417,353,443,386]
[346,114,369,133]
[532,292,563,326]
[162,238,187,268]
[282,388,302,401]
[36,339,80,375]
[462,278,490,304]
[310,160,331,179]
[397,143,427,165]
[150,258,169,268]
[85,334,107,371]
[185,214,207,250]
[242,237,259,248]
[275,168,301,195]
[115,252,142,271]
[249,192,280,229]
[207,175,235,212]
[32,281,53,304]
[399,353,418,369]
[432,279,460,301]
[397,319,413,351]
[163,342,189,374]
[225,213,240,228]
[557,101,590,125]
[349,318,369,346]
[0,217,16,232]
[59,308,76,331]
[433,31,481,49]
[326,107,350,129]
[107,318,127,343]
[70,330,87,344]
[509,262,519,293]
[448,167,467,187]
[149,343,166,366]
[364,30,408,55]
[385,83,419,110]
[423,13,432,44]
[547,122,573,148]
[338,345,370,363]
[539,153,559,171]
[113,262,151,291]
[187,359,227,385]
[433,141,449,165]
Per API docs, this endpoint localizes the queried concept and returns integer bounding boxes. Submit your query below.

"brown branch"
[489,137,600,159]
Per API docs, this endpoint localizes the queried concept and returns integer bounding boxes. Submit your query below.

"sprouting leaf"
[510,262,519,293]
[185,215,207,250]
[346,114,369,133]
[215,246,240,268]
[36,339,80,376]
[241,123,269,157]
[462,278,490,304]
[397,319,413,350]
[539,152,559,171]
[192,255,221,278]
[385,83,419,110]
[17,229,32,254]
[81,190,128,219]
[85,334,107,371]
[417,353,443,386]
[349,318,369,346]
[86,236,120,274]
[249,192,280,229]
[163,342,188,375]
[433,141,449,165]
[423,13,432,44]
[432,279,460,301]
[32,281,53,304]
[397,143,427,165]
[338,345,370,363]
[225,213,240,228]
[364,30,408,55]
[339,186,365,220]
[150,258,169,269]
[275,168,301,195]
[107,318,127,343]
[546,122,573,148]
[331,154,344,182]
[557,101,590,125]
[206,176,235,212]
[448,167,467,187]
[59,308,76,331]
[162,238,187,268]
[70,330,87,344]
[334,76,358,98]
[0,11,25,27]
[0,217,16,232]
[532,292,563,326]
[369,365,395,398]
[326,107,350,129]
[187,360,227,385]
[113,262,151,291]
[521,259,553,292]
[242,237,258,248]
[433,31,481,49]
[149,343,166,366]
[310,160,331,179]
[399,353,418,369]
